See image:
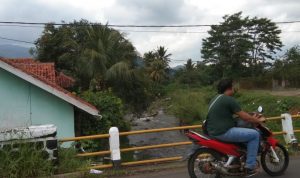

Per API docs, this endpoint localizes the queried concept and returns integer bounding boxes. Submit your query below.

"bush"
[166,86,300,130]
[0,142,53,178]
[57,147,90,174]
[78,90,130,152]
[235,90,300,132]
[167,89,209,125]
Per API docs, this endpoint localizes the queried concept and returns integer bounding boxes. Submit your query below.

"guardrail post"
[281,113,298,150]
[109,127,121,169]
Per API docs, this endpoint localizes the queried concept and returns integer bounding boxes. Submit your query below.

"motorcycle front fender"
[267,137,279,148]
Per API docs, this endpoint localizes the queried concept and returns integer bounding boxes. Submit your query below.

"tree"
[175,60,217,86]
[33,20,137,90]
[33,20,90,77]
[79,24,136,90]
[156,46,171,69]
[33,20,150,113]
[78,91,130,151]
[201,12,282,78]
[144,51,156,67]
[143,46,171,83]
[184,59,195,71]
[272,46,300,87]
[246,17,282,76]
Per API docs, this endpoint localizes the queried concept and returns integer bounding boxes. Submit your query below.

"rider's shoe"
[244,168,258,177]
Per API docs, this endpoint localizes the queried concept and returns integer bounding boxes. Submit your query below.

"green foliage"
[173,61,219,87]
[0,142,53,178]
[78,91,130,151]
[57,147,90,174]
[234,90,300,131]
[143,46,171,83]
[235,91,300,115]
[166,85,300,128]
[108,69,152,114]
[201,12,282,78]
[167,89,210,125]
[33,20,90,77]
[79,24,136,90]
[33,19,150,113]
[272,45,300,87]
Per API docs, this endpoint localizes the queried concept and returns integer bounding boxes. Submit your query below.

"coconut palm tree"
[149,59,167,82]
[185,59,195,71]
[143,46,172,83]
[155,46,171,68]
[78,25,137,90]
[143,51,156,67]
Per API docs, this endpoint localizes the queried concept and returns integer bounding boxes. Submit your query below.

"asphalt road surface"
[118,157,300,178]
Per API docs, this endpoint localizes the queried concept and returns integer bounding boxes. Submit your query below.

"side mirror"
[258,106,263,113]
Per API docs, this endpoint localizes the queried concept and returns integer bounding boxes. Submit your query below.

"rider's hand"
[253,113,266,123]
[258,117,266,123]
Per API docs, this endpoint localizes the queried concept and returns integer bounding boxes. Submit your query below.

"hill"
[0,44,32,58]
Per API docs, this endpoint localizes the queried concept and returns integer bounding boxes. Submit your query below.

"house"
[0,58,99,139]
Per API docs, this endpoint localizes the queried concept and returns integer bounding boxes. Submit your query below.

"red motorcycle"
[186,107,289,178]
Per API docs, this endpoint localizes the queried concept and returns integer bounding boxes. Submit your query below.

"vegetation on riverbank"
[0,142,91,178]
[163,84,300,134]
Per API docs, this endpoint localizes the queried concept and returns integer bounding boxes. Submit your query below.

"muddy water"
[125,109,192,160]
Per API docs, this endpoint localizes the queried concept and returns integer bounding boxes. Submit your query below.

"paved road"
[118,157,300,178]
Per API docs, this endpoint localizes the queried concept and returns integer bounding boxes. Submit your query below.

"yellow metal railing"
[89,156,182,170]
[59,114,300,169]
[60,125,201,142]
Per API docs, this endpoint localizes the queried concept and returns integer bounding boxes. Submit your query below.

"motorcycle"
[185,106,289,178]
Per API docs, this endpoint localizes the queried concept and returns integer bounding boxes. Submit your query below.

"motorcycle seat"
[204,134,247,148]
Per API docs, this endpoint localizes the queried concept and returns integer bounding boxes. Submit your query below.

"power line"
[119,29,300,34]
[0,24,44,28]
[0,36,35,44]
[119,29,207,34]
[0,24,299,34]
[0,21,212,27]
[276,20,300,24]
[0,20,300,28]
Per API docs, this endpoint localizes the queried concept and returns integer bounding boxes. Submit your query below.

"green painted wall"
[0,68,74,139]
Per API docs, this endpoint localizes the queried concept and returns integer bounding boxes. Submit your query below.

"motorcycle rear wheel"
[261,143,289,176]
[188,148,223,178]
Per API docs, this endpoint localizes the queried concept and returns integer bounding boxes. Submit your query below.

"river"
[125,109,192,160]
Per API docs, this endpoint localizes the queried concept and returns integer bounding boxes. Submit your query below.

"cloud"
[0,0,299,65]
[106,0,191,24]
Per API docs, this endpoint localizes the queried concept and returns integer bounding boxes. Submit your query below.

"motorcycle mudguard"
[267,137,279,148]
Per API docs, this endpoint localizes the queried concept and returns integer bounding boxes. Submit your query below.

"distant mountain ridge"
[0,44,32,58]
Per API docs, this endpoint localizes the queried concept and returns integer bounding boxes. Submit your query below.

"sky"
[0,0,300,66]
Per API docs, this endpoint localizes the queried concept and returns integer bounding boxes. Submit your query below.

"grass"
[0,141,91,178]
[165,87,214,125]
[164,86,300,133]
[0,142,53,178]
[57,147,91,174]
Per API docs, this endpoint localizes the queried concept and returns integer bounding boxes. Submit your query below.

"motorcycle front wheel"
[261,143,289,176]
[188,148,223,178]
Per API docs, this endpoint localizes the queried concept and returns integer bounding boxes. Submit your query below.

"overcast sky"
[0,0,300,66]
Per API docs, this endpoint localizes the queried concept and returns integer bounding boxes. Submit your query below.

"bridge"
[60,114,300,177]
[118,156,300,178]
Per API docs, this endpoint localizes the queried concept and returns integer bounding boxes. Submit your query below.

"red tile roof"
[1,58,74,88]
[56,72,75,89]
[0,58,98,114]
[17,63,56,84]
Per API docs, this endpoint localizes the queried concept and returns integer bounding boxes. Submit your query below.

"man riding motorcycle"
[206,79,266,176]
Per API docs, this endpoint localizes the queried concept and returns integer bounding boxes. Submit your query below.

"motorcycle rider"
[206,79,266,176]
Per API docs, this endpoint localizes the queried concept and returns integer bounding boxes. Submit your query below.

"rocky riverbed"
[125,109,192,160]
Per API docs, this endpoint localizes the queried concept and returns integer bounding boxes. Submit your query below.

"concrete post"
[109,127,121,168]
[281,113,298,150]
